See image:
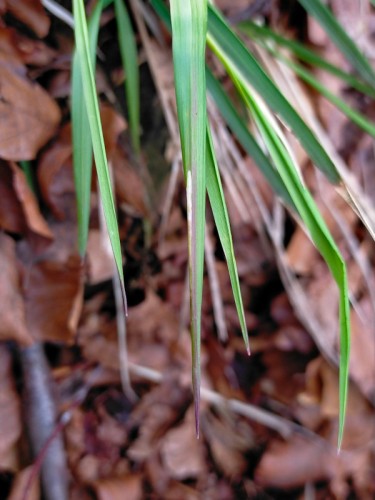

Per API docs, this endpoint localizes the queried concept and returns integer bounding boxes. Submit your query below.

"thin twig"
[41,0,74,28]
[21,344,69,500]
[98,163,136,401]
[127,362,314,440]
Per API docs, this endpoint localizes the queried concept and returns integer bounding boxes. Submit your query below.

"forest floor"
[0,1,374,499]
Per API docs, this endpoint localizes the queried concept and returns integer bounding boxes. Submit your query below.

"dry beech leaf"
[0,233,33,345]
[92,474,142,500]
[113,149,148,217]
[100,103,127,158]
[0,26,56,68]
[0,346,23,470]
[38,124,74,220]
[160,408,206,481]
[0,161,27,233]
[0,65,60,161]
[202,412,249,478]
[5,0,50,38]
[86,229,115,284]
[10,162,52,237]
[0,27,26,72]
[24,255,83,343]
[8,466,40,500]
[349,305,375,400]
[255,436,337,489]
[0,162,52,238]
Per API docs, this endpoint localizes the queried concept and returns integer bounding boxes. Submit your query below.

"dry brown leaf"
[0,26,56,68]
[0,65,60,161]
[24,255,83,342]
[255,436,340,490]
[0,161,27,234]
[286,227,317,275]
[349,305,375,401]
[202,411,249,478]
[0,345,22,470]
[11,162,52,237]
[93,474,142,500]
[0,162,52,239]
[113,148,148,217]
[101,103,127,158]
[128,380,191,463]
[8,466,40,500]
[86,230,115,284]
[160,408,206,481]
[37,124,74,220]
[5,0,50,38]
[0,233,33,345]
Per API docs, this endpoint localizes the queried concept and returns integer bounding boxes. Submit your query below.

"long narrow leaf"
[72,0,103,256]
[273,53,375,138]
[206,125,249,352]
[72,0,127,310]
[170,0,208,435]
[151,0,252,352]
[114,0,140,154]
[206,5,340,184]
[150,0,295,208]
[298,0,375,86]
[238,81,350,450]
[239,22,375,98]
[206,69,296,209]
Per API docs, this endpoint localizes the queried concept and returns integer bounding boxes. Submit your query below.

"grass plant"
[70,0,375,449]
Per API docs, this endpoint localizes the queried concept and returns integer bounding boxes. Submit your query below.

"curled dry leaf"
[0,161,52,238]
[0,64,60,161]
[0,346,22,470]
[4,0,50,38]
[10,162,52,237]
[0,233,33,345]
[0,26,56,69]
[24,255,83,343]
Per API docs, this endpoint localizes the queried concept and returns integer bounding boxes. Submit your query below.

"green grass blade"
[239,22,375,98]
[150,0,172,30]
[206,69,296,209]
[298,0,375,86]
[239,82,350,450]
[207,5,340,184]
[151,0,253,351]
[114,0,140,154]
[71,0,103,257]
[206,125,249,353]
[170,0,208,435]
[275,53,375,138]
[149,0,295,208]
[73,0,126,310]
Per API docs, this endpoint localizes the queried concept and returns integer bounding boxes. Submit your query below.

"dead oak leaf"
[0,65,60,161]
[24,255,83,343]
